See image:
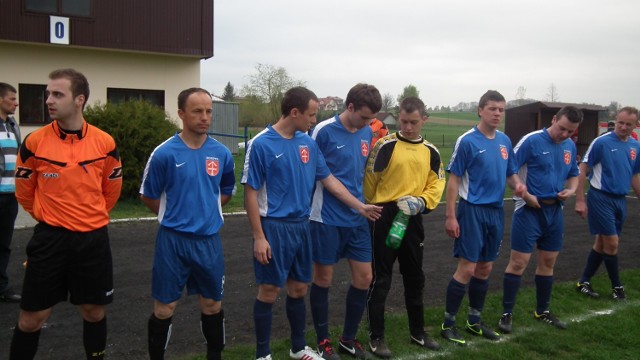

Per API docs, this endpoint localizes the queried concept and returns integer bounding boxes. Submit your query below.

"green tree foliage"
[238,95,271,127]
[242,63,305,121]
[84,100,179,200]
[397,84,420,104]
[222,81,236,102]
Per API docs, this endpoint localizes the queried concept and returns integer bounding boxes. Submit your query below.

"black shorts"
[21,222,114,311]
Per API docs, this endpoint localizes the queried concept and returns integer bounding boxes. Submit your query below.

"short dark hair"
[478,90,505,109]
[49,68,90,108]
[477,90,506,118]
[178,87,212,111]
[399,96,427,117]
[0,82,16,98]
[619,106,639,118]
[345,83,382,113]
[281,86,318,117]
[556,105,583,124]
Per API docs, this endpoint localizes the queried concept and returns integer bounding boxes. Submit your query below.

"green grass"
[430,111,479,122]
[180,269,640,359]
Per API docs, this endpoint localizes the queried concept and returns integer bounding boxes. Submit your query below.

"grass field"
[181,270,640,360]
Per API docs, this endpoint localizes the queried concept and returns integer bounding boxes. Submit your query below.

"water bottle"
[385,211,410,249]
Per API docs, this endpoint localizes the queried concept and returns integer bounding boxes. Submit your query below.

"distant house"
[0,0,213,135]
[318,96,344,112]
[377,112,396,128]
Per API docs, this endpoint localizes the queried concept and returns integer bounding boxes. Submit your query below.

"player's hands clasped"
[397,196,425,215]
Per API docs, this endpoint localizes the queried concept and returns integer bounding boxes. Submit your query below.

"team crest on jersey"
[499,145,508,160]
[361,140,369,156]
[299,145,310,164]
[631,148,637,161]
[206,158,219,176]
[564,150,571,165]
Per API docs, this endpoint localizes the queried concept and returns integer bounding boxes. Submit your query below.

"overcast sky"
[201,0,640,109]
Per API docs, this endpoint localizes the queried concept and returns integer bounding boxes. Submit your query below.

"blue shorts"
[254,217,312,288]
[453,200,504,262]
[152,226,225,304]
[587,188,626,236]
[510,202,564,253]
[309,221,371,265]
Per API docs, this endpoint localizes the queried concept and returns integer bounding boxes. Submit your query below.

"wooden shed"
[505,102,606,156]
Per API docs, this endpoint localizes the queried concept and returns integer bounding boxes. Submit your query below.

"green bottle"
[385,211,409,249]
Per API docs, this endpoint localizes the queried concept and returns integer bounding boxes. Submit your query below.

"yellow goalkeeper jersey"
[364,132,445,211]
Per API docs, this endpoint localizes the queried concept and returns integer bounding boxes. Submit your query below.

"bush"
[85,100,179,200]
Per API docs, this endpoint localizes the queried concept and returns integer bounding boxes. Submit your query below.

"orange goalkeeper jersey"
[15,120,123,232]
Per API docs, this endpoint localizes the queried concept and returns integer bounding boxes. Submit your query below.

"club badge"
[564,150,571,165]
[206,159,219,176]
[500,145,508,160]
[361,140,369,157]
[299,145,309,164]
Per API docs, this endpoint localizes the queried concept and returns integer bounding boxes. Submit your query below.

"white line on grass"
[393,301,638,360]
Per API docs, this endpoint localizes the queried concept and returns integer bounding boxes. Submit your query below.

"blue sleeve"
[506,142,518,176]
[585,138,602,168]
[513,137,531,169]
[314,142,331,181]
[242,140,266,190]
[220,150,236,195]
[568,143,580,178]
[141,150,166,199]
[633,144,640,175]
[447,137,467,177]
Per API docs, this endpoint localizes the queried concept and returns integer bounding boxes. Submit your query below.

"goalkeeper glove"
[397,196,425,215]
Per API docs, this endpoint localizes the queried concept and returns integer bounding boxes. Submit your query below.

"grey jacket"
[0,116,21,174]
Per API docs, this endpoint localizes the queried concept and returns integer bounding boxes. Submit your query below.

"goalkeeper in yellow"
[364,96,446,358]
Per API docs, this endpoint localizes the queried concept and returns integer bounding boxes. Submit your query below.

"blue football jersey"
[140,134,236,236]
[447,127,517,206]
[310,115,371,226]
[582,131,640,196]
[242,125,331,219]
[513,128,579,209]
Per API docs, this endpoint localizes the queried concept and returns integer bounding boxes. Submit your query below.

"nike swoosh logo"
[611,149,618,152]
[479,149,487,153]
[411,336,425,345]
[176,162,186,167]
[337,145,346,149]
[276,153,284,158]
[341,343,356,355]
[543,151,550,155]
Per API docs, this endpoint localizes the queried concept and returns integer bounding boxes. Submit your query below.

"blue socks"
[468,277,488,325]
[343,286,368,340]
[580,249,604,283]
[286,296,306,353]
[502,273,522,314]
[444,278,466,327]
[310,283,329,342]
[535,275,553,314]
[603,253,622,287]
[254,299,273,358]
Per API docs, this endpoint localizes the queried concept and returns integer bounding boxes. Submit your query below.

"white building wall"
[1,41,200,135]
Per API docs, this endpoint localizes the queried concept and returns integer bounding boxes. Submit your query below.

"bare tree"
[242,63,305,120]
[516,86,526,100]
[546,83,560,102]
[381,93,395,112]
